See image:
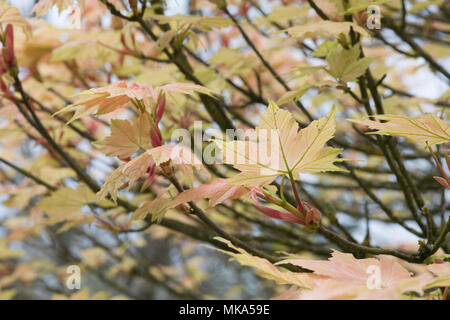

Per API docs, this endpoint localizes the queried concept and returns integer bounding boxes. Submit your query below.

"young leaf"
[94,114,152,158]
[32,0,82,17]
[131,178,248,221]
[279,250,413,289]
[210,237,313,288]
[0,2,32,37]
[37,186,97,229]
[285,21,370,41]
[172,178,248,208]
[326,45,376,82]
[144,14,233,32]
[349,114,450,146]
[53,82,154,124]
[214,101,345,187]
[131,193,174,222]
[54,81,216,124]
[97,145,205,202]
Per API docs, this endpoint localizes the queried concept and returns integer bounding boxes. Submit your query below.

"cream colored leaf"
[37,186,97,226]
[349,114,450,146]
[211,237,312,288]
[285,21,370,40]
[32,0,81,17]
[131,178,244,222]
[54,81,216,124]
[94,114,152,158]
[171,178,248,208]
[97,145,205,202]
[0,2,31,36]
[279,250,421,293]
[145,14,233,32]
[215,101,345,187]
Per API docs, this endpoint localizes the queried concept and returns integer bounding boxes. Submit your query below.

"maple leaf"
[272,250,443,300]
[93,113,152,158]
[32,0,82,17]
[157,82,217,98]
[3,185,47,210]
[130,178,248,221]
[214,100,345,187]
[326,45,376,82]
[0,2,32,37]
[54,81,216,124]
[50,37,116,63]
[145,14,233,32]
[172,178,249,208]
[37,186,98,231]
[279,250,411,286]
[97,145,206,202]
[53,82,153,124]
[211,237,313,288]
[285,21,370,41]
[349,114,450,146]
[131,193,175,222]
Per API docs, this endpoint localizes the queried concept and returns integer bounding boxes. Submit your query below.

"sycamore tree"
[0,0,449,300]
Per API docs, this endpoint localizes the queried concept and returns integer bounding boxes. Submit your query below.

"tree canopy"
[0,0,449,300]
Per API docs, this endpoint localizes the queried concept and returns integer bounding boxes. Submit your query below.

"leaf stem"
[428,145,450,183]
[287,171,306,214]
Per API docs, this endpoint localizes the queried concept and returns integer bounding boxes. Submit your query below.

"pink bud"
[433,176,450,190]
[250,187,277,203]
[3,24,16,67]
[155,93,166,125]
[253,203,304,224]
[141,164,156,191]
[301,201,322,225]
[0,54,7,75]
[251,187,305,225]
[150,125,163,147]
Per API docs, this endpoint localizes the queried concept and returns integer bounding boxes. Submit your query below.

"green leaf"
[326,45,376,82]
[313,41,339,57]
[276,86,310,105]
